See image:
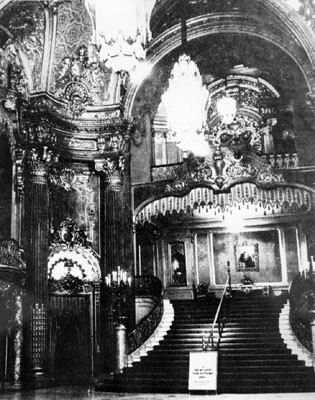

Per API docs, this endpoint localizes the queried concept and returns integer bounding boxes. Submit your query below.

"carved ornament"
[49,218,87,249]
[48,219,101,292]
[163,148,284,194]
[4,93,17,111]
[23,147,57,185]
[50,167,92,193]
[95,156,125,189]
[48,274,93,295]
[53,44,112,115]
[0,239,26,271]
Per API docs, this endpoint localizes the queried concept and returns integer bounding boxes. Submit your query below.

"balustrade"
[261,153,298,169]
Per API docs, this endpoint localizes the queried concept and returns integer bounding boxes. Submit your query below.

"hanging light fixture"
[85,0,156,73]
[162,54,208,156]
[161,2,208,156]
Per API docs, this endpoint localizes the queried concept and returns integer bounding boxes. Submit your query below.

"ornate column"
[95,156,126,275]
[23,147,51,375]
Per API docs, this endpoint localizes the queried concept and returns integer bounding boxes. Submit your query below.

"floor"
[1,387,315,400]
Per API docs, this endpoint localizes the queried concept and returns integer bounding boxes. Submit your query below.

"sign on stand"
[188,351,218,392]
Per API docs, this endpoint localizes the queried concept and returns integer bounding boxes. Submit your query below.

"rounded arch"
[125,1,315,117]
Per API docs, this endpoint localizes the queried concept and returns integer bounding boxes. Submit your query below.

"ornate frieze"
[135,183,313,225]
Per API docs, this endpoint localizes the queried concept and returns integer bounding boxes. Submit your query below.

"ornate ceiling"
[0,0,314,164]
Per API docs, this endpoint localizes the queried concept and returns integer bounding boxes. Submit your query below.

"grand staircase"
[97,292,315,394]
[218,292,315,393]
[97,298,220,393]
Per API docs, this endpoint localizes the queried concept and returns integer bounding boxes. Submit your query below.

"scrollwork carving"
[164,148,284,193]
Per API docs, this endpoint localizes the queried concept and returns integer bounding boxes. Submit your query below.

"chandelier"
[162,54,209,156]
[85,0,156,73]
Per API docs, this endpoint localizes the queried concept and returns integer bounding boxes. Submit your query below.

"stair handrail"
[203,272,231,352]
[127,275,164,354]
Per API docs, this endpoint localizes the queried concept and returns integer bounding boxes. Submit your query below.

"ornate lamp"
[85,0,156,73]
[105,266,132,325]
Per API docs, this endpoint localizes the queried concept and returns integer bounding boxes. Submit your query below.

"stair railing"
[127,276,163,354]
[203,271,231,351]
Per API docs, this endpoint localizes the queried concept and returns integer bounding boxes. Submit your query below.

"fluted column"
[95,156,126,275]
[95,156,128,372]
[23,148,50,375]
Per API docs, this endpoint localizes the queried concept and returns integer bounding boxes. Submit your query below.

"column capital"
[94,156,125,191]
[24,148,51,184]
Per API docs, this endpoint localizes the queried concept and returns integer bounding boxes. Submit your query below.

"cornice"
[23,92,133,160]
